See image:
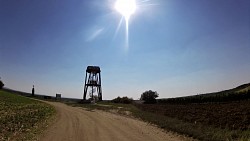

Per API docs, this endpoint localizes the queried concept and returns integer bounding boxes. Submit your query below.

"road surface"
[39,102,193,141]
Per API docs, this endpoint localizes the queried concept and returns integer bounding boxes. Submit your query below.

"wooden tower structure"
[83,66,102,101]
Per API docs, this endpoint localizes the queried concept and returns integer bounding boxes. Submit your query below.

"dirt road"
[40,102,193,141]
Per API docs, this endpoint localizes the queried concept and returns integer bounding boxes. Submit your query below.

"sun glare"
[115,0,136,21]
[115,0,137,50]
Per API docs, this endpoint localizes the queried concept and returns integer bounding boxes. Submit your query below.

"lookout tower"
[83,66,102,101]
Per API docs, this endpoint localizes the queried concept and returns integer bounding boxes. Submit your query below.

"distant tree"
[0,80,4,89]
[140,90,159,104]
[111,96,133,104]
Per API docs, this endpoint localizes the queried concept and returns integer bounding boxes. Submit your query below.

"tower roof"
[86,66,101,73]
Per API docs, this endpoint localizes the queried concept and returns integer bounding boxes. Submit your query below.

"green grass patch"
[0,90,55,141]
[67,101,250,141]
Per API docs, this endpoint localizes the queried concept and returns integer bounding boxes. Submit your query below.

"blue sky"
[0,0,250,99]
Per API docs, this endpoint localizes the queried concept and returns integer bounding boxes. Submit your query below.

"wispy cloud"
[86,28,104,42]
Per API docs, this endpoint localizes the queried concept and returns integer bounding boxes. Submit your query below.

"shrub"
[0,80,4,89]
[111,96,133,104]
[140,90,159,104]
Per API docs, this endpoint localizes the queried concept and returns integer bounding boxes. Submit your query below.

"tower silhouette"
[83,66,102,101]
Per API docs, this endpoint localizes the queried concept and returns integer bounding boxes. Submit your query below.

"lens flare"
[115,0,136,49]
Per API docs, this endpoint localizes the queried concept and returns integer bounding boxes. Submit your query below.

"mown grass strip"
[0,90,55,141]
[67,102,250,141]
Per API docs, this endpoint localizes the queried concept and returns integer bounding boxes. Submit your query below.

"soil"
[39,102,193,141]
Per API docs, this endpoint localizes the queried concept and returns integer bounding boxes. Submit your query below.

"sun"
[113,0,156,50]
[115,0,136,21]
[114,0,137,50]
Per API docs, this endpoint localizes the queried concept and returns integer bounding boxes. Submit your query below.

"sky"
[0,0,250,100]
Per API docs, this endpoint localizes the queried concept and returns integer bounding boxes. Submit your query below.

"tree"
[0,80,4,89]
[140,90,159,104]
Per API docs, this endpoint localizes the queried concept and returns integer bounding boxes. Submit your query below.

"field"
[0,90,55,141]
[135,101,250,130]
[135,101,250,140]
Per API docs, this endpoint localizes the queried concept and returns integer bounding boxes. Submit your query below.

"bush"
[0,80,4,89]
[111,96,133,104]
[140,90,159,104]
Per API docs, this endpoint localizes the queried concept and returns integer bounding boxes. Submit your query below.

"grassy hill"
[201,83,250,97]
[0,90,55,140]
[231,83,250,93]
[158,83,250,104]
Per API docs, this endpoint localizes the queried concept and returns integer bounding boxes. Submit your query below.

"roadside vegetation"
[0,90,55,141]
[111,96,133,104]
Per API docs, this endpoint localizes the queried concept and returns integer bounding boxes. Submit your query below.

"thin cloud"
[86,28,104,42]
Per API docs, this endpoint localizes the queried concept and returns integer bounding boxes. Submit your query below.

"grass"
[0,90,55,141]
[67,101,250,141]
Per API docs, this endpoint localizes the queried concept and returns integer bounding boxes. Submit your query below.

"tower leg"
[91,85,94,100]
[98,73,102,101]
[83,72,88,100]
